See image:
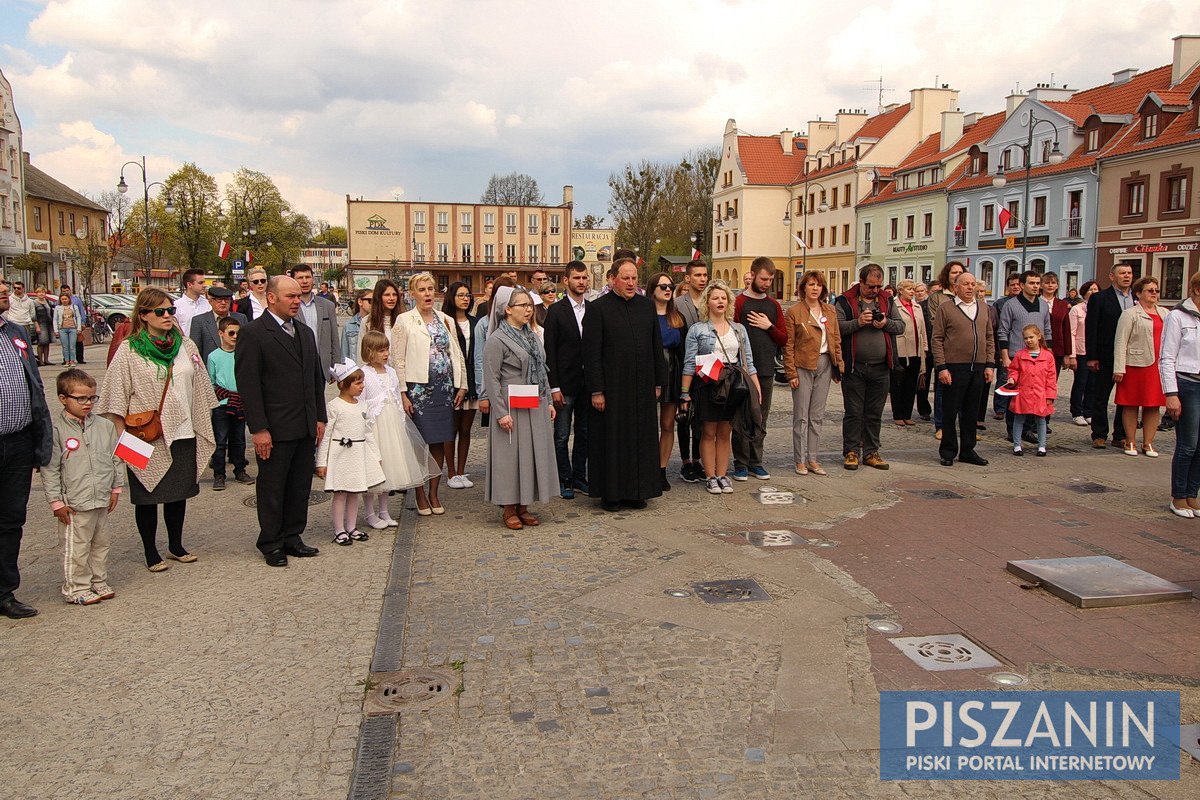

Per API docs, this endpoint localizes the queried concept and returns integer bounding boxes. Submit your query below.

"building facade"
[21,154,110,293]
[346,187,574,292]
[570,227,614,289]
[0,69,25,274]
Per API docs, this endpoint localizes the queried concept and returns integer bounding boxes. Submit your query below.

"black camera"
[872,309,884,322]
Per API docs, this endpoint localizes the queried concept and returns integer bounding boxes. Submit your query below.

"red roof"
[1147,89,1192,108]
[1043,101,1095,126]
[1099,66,1200,160]
[735,134,807,185]
[854,103,911,139]
[1069,64,1175,114]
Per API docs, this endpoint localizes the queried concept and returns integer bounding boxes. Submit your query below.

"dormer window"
[1087,129,1100,152]
[1144,114,1159,139]
[969,155,980,176]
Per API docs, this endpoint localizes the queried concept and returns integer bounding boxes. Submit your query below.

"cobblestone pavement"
[2,349,1197,799]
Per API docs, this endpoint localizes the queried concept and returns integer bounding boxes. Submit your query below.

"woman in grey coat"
[482,287,559,530]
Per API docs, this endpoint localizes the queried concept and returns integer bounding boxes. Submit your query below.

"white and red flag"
[694,352,724,381]
[999,207,1012,234]
[793,232,808,249]
[245,250,254,265]
[508,384,540,409]
[691,247,703,261]
[217,240,231,259]
[114,431,154,470]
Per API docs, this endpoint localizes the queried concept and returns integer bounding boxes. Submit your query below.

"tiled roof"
[1069,64,1174,114]
[1149,89,1192,108]
[948,140,1099,192]
[23,162,107,212]
[793,158,858,185]
[893,133,941,171]
[1043,101,1095,126]
[854,103,911,140]
[1099,66,1200,160]
[735,134,807,185]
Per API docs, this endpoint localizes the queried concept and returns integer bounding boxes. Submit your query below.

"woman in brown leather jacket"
[783,271,845,475]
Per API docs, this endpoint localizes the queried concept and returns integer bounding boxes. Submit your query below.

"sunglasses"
[250,278,267,285]
[145,306,177,317]
[63,394,100,404]
[655,283,673,291]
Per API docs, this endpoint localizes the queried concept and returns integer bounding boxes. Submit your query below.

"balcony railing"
[1062,218,1083,239]
[860,238,871,254]
[952,230,967,248]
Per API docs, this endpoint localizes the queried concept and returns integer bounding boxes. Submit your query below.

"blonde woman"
[680,281,761,495]
[390,272,467,514]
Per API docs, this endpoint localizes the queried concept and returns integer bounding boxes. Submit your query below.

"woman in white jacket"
[1159,271,1200,518]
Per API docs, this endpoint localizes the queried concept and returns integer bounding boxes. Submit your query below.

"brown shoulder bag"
[124,368,172,443]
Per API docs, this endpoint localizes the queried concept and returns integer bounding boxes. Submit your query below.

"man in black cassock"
[583,258,666,512]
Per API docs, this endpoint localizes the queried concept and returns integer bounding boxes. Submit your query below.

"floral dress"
[408,319,456,443]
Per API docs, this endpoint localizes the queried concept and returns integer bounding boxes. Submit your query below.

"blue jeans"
[1012,414,1047,450]
[59,327,77,363]
[553,393,587,488]
[1171,378,1200,499]
[1069,364,1094,419]
[210,407,248,476]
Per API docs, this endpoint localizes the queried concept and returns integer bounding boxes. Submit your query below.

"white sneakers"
[447,474,474,489]
[1072,416,1089,426]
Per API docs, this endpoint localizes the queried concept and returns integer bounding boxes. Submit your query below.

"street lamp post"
[781,180,829,279]
[991,110,1065,273]
[117,156,173,278]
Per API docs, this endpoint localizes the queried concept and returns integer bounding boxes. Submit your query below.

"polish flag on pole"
[691,247,703,261]
[793,232,808,249]
[217,240,231,259]
[998,207,1012,234]
[695,353,724,382]
[114,430,154,470]
[508,384,540,409]
[245,250,254,265]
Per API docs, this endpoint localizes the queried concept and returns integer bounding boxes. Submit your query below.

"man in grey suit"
[190,286,249,365]
[290,264,341,380]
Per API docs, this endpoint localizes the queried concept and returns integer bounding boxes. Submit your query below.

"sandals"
[147,561,169,573]
[333,531,352,546]
[807,462,827,476]
[349,529,369,542]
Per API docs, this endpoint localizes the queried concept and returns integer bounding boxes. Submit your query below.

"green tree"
[223,169,304,275]
[164,163,221,272]
[125,195,182,272]
[574,214,606,229]
[312,222,347,246]
[608,161,666,278]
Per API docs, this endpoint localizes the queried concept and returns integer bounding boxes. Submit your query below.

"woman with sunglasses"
[441,281,479,488]
[647,273,685,491]
[99,288,218,572]
[234,268,270,320]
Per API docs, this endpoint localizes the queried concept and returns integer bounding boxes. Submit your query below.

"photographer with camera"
[834,264,904,471]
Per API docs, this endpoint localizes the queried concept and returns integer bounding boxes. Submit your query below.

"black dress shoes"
[0,597,38,618]
[283,542,319,557]
[601,499,622,513]
[623,499,648,510]
[939,457,954,466]
[959,453,989,466]
[264,550,288,567]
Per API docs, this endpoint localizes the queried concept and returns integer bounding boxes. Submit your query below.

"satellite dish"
[866,169,877,182]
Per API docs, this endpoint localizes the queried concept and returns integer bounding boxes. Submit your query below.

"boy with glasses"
[208,317,253,490]
[43,369,123,605]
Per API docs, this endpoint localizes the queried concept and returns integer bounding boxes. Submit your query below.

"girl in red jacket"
[1005,324,1058,457]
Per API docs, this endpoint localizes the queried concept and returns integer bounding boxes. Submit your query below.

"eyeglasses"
[508,302,533,309]
[224,331,240,337]
[145,306,177,317]
[250,278,267,285]
[540,289,556,295]
[655,283,673,291]
[1142,287,1160,293]
[63,394,99,404]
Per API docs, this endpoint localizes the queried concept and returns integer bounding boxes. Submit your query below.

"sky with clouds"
[2,0,1200,226]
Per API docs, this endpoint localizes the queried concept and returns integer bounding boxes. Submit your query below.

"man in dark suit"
[1086,264,1135,448]
[544,261,589,498]
[191,286,249,364]
[236,276,327,566]
[289,264,341,380]
[0,281,54,618]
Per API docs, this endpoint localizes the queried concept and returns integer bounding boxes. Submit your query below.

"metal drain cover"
[1007,556,1193,608]
[906,488,964,500]
[746,530,800,548]
[364,670,456,716]
[690,578,771,604]
[889,634,1002,671]
[242,490,329,508]
[1063,482,1116,494]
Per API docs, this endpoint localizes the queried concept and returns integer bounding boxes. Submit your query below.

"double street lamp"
[117,156,173,275]
[781,180,829,268]
[991,110,1065,273]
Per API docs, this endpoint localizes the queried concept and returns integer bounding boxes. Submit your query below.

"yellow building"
[21,154,109,292]
[347,187,575,293]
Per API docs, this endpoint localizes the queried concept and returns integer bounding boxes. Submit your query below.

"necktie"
[283,320,295,337]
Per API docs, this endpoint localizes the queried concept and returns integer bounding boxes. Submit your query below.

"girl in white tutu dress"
[317,359,387,545]
[360,331,435,526]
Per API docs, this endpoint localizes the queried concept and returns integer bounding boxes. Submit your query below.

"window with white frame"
[484,212,495,233]
[550,214,560,234]
[437,242,449,262]
[436,211,448,233]
[413,210,426,232]
[505,244,516,263]
[461,244,473,262]
[528,244,539,263]
[484,244,495,263]
[460,211,472,232]
[527,213,539,234]
[549,244,561,263]
[505,213,516,234]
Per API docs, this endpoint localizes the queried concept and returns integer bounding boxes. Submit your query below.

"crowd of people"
[0,253,1196,619]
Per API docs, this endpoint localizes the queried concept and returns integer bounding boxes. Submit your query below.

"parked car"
[87,294,138,329]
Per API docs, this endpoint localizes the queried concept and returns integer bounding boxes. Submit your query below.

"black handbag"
[711,329,750,409]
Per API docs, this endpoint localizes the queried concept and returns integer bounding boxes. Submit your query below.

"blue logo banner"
[880,691,1180,780]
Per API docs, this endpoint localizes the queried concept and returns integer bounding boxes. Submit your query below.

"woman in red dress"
[1113,276,1169,457]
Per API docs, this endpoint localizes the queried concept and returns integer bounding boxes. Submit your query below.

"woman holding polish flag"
[481,286,558,530]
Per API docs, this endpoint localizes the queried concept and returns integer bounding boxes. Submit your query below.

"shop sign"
[891,243,929,254]
[27,239,50,253]
[1108,242,1199,255]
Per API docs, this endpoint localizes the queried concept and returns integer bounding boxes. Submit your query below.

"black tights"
[135,500,188,565]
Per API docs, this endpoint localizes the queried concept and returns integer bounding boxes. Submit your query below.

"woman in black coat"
[441,281,479,489]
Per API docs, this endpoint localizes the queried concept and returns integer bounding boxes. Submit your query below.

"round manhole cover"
[366,670,457,715]
[242,490,329,508]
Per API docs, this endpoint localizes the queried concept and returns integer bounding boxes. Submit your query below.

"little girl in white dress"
[317,359,387,545]
[359,331,435,528]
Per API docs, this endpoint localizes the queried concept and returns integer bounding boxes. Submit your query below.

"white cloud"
[3,0,1199,222]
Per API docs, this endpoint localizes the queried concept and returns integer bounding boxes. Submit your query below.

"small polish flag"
[999,207,1012,234]
[114,430,154,470]
[695,353,724,381]
[217,240,231,259]
[245,250,254,265]
[793,232,808,249]
[508,384,540,409]
[691,247,703,261]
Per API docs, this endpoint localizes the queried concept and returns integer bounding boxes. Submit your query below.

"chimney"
[23,151,31,164]
[1112,67,1138,86]
[805,119,837,156]
[1029,84,1074,102]
[834,108,868,143]
[940,110,964,149]
[779,129,794,154]
[1006,90,1027,118]
[963,112,982,127]
[562,185,573,208]
[1173,34,1200,85]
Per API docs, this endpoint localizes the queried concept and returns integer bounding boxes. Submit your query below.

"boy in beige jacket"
[42,369,123,605]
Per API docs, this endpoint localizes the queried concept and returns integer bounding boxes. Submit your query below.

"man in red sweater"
[732,257,788,480]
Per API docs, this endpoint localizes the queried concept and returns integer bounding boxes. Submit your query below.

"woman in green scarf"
[99,287,218,572]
